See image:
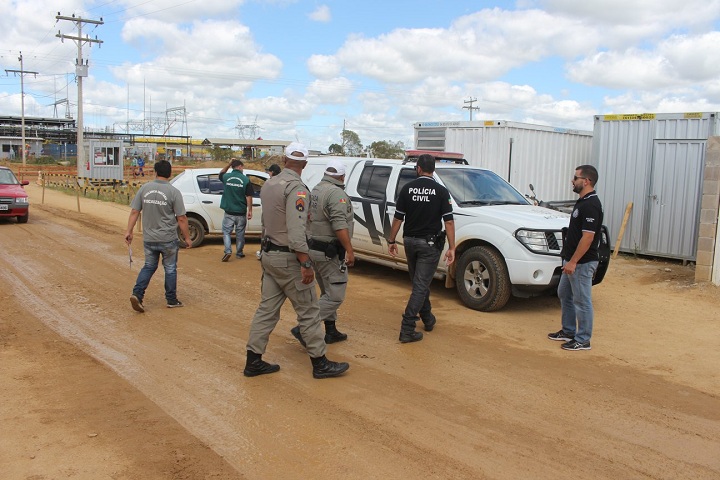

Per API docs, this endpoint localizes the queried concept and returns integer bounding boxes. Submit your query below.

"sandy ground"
[1,183,719,480]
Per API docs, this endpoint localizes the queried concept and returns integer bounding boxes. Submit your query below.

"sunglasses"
[573,175,587,181]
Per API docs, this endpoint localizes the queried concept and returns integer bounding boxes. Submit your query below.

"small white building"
[414,120,594,202]
[77,140,125,181]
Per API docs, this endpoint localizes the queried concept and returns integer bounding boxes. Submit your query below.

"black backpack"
[592,225,611,285]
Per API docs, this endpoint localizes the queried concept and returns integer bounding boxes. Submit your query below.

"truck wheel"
[17,212,29,224]
[181,217,205,247]
[455,246,511,311]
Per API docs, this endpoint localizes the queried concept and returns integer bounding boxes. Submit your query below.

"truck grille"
[546,232,562,252]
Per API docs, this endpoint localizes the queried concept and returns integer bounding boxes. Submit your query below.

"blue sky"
[1,0,719,153]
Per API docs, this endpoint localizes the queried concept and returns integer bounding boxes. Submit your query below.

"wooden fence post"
[612,202,633,259]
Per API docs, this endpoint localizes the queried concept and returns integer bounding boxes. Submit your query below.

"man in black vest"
[388,154,455,343]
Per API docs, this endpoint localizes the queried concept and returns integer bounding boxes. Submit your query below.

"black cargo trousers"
[401,236,441,333]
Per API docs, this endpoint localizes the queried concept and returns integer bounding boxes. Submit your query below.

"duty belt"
[265,241,291,253]
[308,238,335,251]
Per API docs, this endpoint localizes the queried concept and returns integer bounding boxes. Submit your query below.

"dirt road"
[1,184,719,479]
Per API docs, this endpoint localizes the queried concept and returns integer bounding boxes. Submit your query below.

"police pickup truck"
[302,155,608,312]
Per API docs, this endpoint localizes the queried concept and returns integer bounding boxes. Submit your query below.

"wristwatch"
[300,260,313,268]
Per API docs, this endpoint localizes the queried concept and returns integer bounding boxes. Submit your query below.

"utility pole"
[56,12,103,172]
[5,53,38,166]
[463,97,480,121]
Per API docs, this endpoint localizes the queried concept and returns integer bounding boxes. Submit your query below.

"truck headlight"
[16,197,28,204]
[515,229,561,254]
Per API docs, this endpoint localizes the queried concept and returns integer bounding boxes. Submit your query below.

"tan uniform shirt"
[308,175,354,243]
[260,168,310,253]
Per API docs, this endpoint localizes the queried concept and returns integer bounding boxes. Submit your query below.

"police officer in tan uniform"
[244,143,350,379]
[291,158,355,346]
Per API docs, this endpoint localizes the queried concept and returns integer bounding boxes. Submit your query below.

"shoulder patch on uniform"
[339,198,347,204]
[296,198,305,211]
[297,191,307,198]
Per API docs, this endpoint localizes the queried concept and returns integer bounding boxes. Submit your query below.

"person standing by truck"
[244,142,350,379]
[219,158,253,261]
[291,158,355,346]
[388,154,455,343]
[548,165,604,351]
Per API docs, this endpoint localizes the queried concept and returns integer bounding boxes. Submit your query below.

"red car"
[0,166,29,223]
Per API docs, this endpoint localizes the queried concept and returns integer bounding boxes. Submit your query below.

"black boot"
[290,326,307,347]
[399,330,423,343]
[243,350,280,377]
[421,314,436,332]
[310,355,349,379]
[324,321,348,344]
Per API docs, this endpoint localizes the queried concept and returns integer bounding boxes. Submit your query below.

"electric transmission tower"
[236,116,260,139]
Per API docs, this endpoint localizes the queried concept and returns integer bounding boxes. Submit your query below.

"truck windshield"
[436,168,529,206]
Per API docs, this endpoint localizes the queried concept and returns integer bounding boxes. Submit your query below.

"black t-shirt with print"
[394,176,453,237]
[562,191,603,263]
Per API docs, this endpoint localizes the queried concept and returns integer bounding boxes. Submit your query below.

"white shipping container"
[414,120,593,203]
[593,112,720,260]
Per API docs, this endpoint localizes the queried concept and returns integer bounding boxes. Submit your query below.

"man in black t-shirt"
[388,154,456,343]
[548,165,604,351]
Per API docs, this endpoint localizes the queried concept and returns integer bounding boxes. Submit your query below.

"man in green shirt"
[219,159,254,261]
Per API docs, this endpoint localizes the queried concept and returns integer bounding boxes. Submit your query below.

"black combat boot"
[421,314,436,332]
[399,330,423,343]
[243,350,280,377]
[310,355,350,379]
[324,321,348,344]
[290,326,307,347]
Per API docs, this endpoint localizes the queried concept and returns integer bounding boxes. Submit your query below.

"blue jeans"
[132,241,180,302]
[222,214,247,255]
[401,236,441,332]
[558,260,598,343]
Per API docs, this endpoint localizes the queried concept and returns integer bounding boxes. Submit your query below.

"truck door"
[349,163,392,255]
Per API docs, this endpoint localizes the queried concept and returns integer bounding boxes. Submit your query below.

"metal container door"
[643,140,705,259]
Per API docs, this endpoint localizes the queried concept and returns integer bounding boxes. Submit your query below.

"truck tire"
[181,217,205,248]
[455,246,511,311]
[17,212,29,224]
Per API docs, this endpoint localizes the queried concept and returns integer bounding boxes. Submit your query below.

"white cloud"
[324,9,601,84]
[567,50,675,89]
[305,77,354,104]
[308,5,331,23]
[660,32,720,82]
[540,0,720,30]
[110,0,245,23]
[567,32,720,91]
[307,54,342,79]
[114,19,282,100]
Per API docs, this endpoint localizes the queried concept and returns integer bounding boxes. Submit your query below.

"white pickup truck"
[302,156,608,311]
